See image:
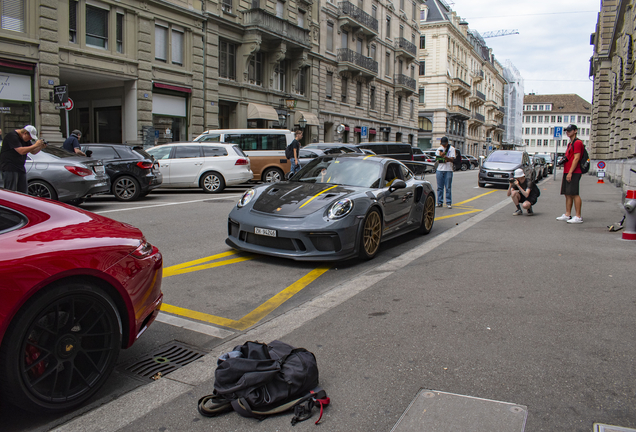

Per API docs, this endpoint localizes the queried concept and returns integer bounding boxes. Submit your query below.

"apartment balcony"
[395,74,416,95]
[484,99,497,109]
[497,123,506,131]
[450,77,471,96]
[395,37,417,61]
[472,69,484,83]
[337,48,378,77]
[467,112,484,127]
[244,8,311,49]
[337,1,378,38]
[468,89,485,105]
[497,106,506,114]
[448,104,471,120]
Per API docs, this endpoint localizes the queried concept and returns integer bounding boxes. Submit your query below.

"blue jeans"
[290,158,301,175]
[436,170,453,205]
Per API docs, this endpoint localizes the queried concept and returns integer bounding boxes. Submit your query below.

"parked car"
[355,142,414,161]
[0,189,163,413]
[534,153,554,174]
[298,148,326,167]
[531,155,548,179]
[478,150,534,187]
[455,156,471,171]
[226,154,436,261]
[464,154,479,169]
[304,143,365,154]
[80,143,162,201]
[0,146,110,203]
[194,129,294,182]
[146,142,252,193]
[412,147,428,162]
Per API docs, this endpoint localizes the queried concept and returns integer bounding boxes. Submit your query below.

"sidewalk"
[55,174,634,432]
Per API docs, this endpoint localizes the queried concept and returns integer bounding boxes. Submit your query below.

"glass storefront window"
[152,115,186,145]
[0,103,33,135]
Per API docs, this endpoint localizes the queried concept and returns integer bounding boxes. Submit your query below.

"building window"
[155,25,168,61]
[69,0,78,42]
[419,61,425,75]
[386,16,390,37]
[296,67,307,95]
[341,77,348,102]
[341,30,348,49]
[327,22,334,52]
[537,128,542,135]
[86,5,109,48]
[543,139,548,146]
[356,81,362,106]
[410,99,414,119]
[539,105,544,110]
[372,5,377,19]
[116,13,124,53]
[400,0,404,11]
[248,52,263,86]
[538,116,543,123]
[531,127,536,134]
[326,72,332,99]
[551,115,556,122]
[219,40,236,80]
[297,9,305,27]
[531,116,536,123]
[274,61,286,91]
[385,91,390,113]
[531,139,535,145]
[276,0,284,18]
[171,29,183,65]
[222,0,232,13]
[370,86,376,110]
[524,128,529,134]
[544,127,548,134]
[420,35,425,49]
[419,88,425,103]
[532,105,537,110]
[385,52,391,75]
[557,115,562,122]
[369,44,376,60]
[524,139,529,145]
[2,0,25,32]
[412,1,416,20]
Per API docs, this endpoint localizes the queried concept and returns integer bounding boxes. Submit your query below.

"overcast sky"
[447,0,599,102]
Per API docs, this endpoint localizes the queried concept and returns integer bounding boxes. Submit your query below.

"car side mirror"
[389,179,406,192]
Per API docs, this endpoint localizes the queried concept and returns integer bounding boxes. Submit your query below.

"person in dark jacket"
[0,125,47,193]
[62,129,86,156]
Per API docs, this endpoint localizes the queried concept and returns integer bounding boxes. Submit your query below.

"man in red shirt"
[556,124,583,223]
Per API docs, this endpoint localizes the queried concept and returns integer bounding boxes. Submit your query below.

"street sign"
[64,97,74,111]
[54,85,68,105]
[597,161,606,171]
[361,126,368,139]
[488,146,492,151]
[554,126,563,139]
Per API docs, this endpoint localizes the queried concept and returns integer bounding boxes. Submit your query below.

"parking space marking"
[435,209,482,220]
[163,251,254,277]
[453,190,498,206]
[160,265,330,331]
[94,195,243,214]
[156,312,235,338]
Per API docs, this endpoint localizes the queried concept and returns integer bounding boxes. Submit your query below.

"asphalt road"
[4,170,634,431]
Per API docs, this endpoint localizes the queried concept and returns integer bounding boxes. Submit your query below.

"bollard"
[622,190,636,241]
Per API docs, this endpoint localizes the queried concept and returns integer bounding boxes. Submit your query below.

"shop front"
[0,60,35,134]
[152,84,189,145]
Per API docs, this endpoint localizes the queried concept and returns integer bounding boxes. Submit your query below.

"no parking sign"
[597,160,606,182]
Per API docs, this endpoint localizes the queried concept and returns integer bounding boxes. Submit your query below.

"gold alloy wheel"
[362,210,382,257]
[424,194,435,231]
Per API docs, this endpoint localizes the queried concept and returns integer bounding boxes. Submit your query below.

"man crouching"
[507,168,537,216]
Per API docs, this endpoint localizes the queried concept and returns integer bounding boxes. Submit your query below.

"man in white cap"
[0,125,47,193]
[507,168,538,216]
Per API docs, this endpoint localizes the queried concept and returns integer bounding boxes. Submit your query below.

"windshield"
[42,146,77,158]
[291,157,383,188]
[536,154,552,163]
[486,151,522,164]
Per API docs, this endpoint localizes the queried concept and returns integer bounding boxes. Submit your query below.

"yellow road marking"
[160,266,330,331]
[165,251,238,272]
[435,209,482,220]
[453,190,498,206]
[164,256,254,277]
[299,185,338,209]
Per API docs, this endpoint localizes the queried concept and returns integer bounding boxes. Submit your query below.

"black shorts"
[561,173,581,196]
[518,193,537,205]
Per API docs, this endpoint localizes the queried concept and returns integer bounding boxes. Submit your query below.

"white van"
[194,129,294,182]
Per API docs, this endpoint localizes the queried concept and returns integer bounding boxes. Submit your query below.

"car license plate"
[255,227,276,237]
[494,174,503,178]
[94,166,105,173]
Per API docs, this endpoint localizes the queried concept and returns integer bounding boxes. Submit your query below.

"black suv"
[81,144,162,201]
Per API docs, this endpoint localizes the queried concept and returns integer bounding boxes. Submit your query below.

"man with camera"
[507,168,538,216]
[0,125,47,194]
[435,136,455,208]
[556,124,583,223]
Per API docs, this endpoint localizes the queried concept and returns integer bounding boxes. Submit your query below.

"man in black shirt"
[62,129,86,156]
[507,168,537,216]
[0,125,47,193]
[287,129,303,176]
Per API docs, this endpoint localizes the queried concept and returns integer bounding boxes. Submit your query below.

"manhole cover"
[119,341,207,381]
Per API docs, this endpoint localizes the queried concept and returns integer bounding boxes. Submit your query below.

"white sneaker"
[567,216,583,224]
[556,214,571,221]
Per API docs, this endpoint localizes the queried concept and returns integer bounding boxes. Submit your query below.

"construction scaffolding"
[502,60,524,147]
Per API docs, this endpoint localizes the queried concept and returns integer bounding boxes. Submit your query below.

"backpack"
[197,340,329,425]
[579,142,590,174]
[453,147,462,171]
[285,143,293,159]
[531,181,541,198]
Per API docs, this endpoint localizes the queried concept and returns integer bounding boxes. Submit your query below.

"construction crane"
[481,29,519,39]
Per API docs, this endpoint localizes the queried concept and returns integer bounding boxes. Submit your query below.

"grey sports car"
[226,154,436,261]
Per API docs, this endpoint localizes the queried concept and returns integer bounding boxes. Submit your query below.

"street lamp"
[298,117,307,129]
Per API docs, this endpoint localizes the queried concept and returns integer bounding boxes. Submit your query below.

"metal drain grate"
[119,341,207,381]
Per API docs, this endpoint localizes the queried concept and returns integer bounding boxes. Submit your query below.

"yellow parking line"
[435,209,482,220]
[160,265,330,331]
[164,251,238,273]
[453,190,498,206]
[164,255,255,277]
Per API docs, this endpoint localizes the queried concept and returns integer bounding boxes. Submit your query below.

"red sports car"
[0,190,163,413]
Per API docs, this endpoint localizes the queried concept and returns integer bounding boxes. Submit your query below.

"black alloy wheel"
[201,171,225,193]
[461,163,468,171]
[418,194,435,235]
[358,208,382,260]
[262,168,284,183]
[113,176,141,201]
[0,283,122,413]
[28,181,58,201]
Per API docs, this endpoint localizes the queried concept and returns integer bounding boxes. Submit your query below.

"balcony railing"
[497,106,506,113]
[449,104,471,117]
[396,74,416,91]
[396,37,417,57]
[337,48,378,74]
[474,113,485,122]
[476,90,485,100]
[338,1,378,33]
[498,123,506,130]
[244,9,311,47]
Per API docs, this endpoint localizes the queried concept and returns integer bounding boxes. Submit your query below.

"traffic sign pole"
[553,126,563,181]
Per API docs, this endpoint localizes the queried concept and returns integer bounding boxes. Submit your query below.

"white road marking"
[155,312,235,338]
[94,195,242,214]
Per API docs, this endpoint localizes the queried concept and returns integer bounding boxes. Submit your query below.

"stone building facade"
[589,0,636,189]
[417,0,506,156]
[0,0,419,147]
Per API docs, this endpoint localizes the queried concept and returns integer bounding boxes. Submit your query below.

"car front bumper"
[479,170,513,185]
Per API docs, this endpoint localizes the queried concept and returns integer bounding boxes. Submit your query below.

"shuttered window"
[86,5,108,48]
[1,0,25,33]
[171,29,183,65]
[116,13,123,53]
[155,25,168,61]
[69,0,78,42]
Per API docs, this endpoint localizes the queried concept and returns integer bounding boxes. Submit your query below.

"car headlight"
[328,198,353,219]
[237,189,255,208]
[480,169,486,174]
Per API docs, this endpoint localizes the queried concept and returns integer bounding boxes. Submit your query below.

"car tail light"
[137,161,153,169]
[65,165,93,177]
[411,154,414,161]
[235,158,249,166]
[132,240,154,258]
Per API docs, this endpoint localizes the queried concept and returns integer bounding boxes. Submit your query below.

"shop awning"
[247,103,279,121]
[295,111,320,126]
